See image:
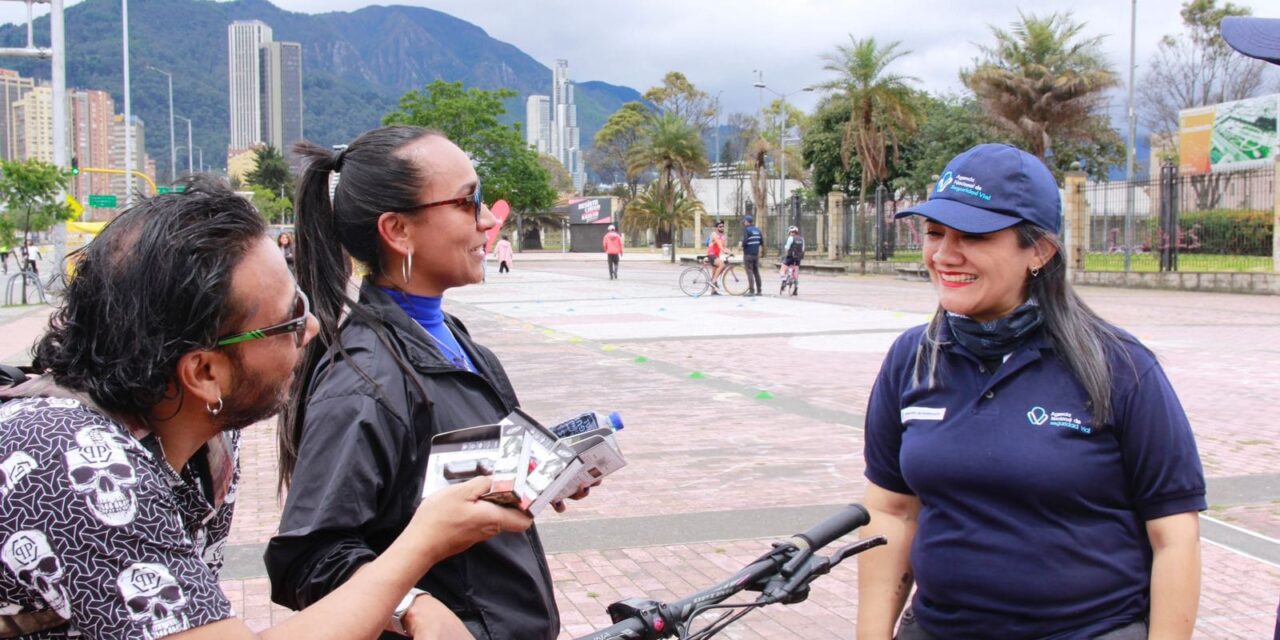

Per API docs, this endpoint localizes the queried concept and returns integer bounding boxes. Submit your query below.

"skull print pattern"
[1,530,70,620]
[63,427,139,527]
[117,563,191,639]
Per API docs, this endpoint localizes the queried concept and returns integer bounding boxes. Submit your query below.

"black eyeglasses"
[397,181,483,223]
[215,286,310,348]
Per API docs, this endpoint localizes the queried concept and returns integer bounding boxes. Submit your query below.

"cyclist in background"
[782,226,804,296]
[706,220,728,295]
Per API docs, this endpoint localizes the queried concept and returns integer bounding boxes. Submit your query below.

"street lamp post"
[193,146,203,173]
[174,114,192,176]
[146,65,176,183]
[122,0,133,205]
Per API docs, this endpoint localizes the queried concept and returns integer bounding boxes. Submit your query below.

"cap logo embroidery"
[936,171,954,193]
[948,173,992,202]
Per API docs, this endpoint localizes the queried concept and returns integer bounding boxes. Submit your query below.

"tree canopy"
[244,145,294,197]
[0,159,74,242]
[384,80,558,213]
[962,11,1118,164]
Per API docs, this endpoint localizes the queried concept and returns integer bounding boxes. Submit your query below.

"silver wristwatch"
[390,588,428,636]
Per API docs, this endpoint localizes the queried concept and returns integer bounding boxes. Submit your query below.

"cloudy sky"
[1,0,1273,119]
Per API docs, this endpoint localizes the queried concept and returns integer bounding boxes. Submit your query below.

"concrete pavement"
[3,254,1277,637]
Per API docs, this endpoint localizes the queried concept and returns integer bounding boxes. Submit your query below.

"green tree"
[623,180,706,247]
[643,72,715,131]
[245,145,294,196]
[0,159,73,242]
[590,101,649,198]
[384,79,558,215]
[801,97,862,199]
[893,93,1004,197]
[627,112,708,261]
[962,11,1119,162]
[818,36,921,216]
[248,186,294,224]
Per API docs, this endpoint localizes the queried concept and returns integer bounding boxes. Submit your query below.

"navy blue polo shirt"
[864,321,1205,639]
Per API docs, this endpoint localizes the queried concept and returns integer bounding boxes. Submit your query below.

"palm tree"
[819,35,921,269]
[962,11,1118,159]
[624,180,706,248]
[627,112,708,261]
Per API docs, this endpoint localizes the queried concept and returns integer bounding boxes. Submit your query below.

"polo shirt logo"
[1027,406,1092,434]
[1027,406,1049,425]
[901,406,946,422]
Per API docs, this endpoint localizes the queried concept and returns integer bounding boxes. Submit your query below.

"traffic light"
[70,156,79,175]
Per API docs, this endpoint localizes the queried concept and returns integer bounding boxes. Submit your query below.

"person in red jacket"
[603,224,624,280]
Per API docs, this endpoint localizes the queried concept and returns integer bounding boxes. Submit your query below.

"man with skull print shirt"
[0,178,529,639]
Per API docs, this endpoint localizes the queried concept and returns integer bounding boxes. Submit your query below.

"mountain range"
[0,0,643,177]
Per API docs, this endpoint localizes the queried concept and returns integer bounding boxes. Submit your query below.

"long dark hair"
[279,126,441,490]
[913,222,1124,425]
[33,176,265,417]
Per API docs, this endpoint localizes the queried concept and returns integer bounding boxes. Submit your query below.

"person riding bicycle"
[782,226,804,296]
[706,220,729,295]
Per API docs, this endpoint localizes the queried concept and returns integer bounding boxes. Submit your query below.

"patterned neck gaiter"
[945,300,1044,360]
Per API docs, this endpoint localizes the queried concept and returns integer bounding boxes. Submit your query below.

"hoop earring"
[401,251,414,284]
[206,398,223,416]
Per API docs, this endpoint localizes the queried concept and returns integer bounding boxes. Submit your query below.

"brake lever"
[828,536,888,566]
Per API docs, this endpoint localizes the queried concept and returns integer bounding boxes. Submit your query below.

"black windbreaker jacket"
[265,281,559,640]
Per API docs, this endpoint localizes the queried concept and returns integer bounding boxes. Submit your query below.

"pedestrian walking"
[603,224,623,280]
[741,215,763,295]
[277,231,296,272]
[20,239,40,275]
[495,234,514,273]
[857,144,1204,640]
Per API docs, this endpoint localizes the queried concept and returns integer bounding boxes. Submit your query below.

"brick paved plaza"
[2,254,1277,638]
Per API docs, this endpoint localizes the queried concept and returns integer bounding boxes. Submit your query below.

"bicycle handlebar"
[576,505,883,640]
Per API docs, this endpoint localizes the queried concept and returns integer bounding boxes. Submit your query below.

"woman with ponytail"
[856,144,1205,640]
[264,126,560,640]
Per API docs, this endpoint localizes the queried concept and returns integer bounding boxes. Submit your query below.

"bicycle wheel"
[679,266,711,297]
[721,264,749,296]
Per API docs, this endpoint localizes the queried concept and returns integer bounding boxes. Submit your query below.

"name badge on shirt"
[900,406,946,423]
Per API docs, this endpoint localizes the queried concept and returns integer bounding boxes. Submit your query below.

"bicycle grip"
[794,504,870,551]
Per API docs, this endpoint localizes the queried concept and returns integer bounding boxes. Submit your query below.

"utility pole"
[123,0,134,205]
[1123,0,1137,273]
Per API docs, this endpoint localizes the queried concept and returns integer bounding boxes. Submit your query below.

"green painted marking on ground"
[689,371,705,379]
[755,390,775,400]
[634,356,648,363]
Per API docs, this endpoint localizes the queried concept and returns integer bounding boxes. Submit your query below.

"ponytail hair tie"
[334,147,349,173]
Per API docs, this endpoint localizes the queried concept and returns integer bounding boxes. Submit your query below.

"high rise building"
[526,95,550,154]
[68,89,114,201]
[228,20,272,150]
[549,60,585,193]
[12,85,56,163]
[259,41,303,157]
[109,114,150,198]
[0,69,33,161]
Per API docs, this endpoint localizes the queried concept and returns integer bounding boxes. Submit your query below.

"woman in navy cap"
[857,143,1205,639]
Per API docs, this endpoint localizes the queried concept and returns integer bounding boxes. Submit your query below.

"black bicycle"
[574,504,885,640]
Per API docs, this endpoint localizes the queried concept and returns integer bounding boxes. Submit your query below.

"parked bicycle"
[679,253,749,297]
[575,504,884,639]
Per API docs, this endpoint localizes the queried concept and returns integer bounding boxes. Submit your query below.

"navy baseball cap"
[896,143,1061,234]
[743,214,754,223]
[1222,17,1280,65]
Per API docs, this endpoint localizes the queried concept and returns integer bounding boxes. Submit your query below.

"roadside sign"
[88,194,117,208]
[157,185,186,194]
[66,194,84,220]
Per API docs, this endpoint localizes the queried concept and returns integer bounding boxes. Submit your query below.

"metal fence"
[835,186,927,262]
[1081,165,1274,273]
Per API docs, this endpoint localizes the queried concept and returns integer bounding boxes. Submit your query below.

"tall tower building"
[68,89,114,201]
[12,85,56,162]
[228,20,272,151]
[109,114,150,198]
[0,69,33,161]
[549,59,585,193]
[259,41,303,157]
[526,95,550,154]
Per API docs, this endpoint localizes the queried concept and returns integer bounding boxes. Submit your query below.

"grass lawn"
[1083,253,1273,273]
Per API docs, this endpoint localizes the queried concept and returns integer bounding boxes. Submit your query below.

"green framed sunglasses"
[215,286,310,348]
